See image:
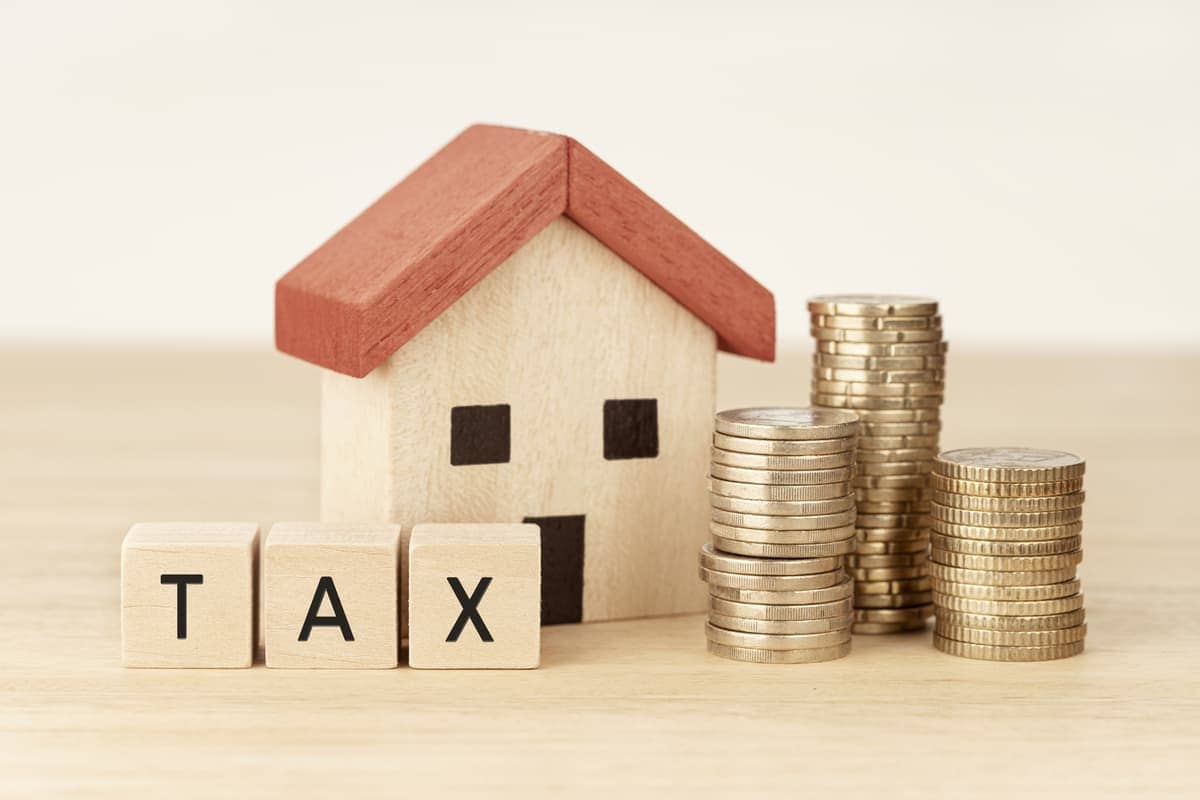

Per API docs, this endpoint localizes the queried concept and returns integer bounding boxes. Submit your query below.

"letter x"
[446,577,494,643]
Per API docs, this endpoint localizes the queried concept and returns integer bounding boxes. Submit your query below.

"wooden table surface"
[2,347,1197,797]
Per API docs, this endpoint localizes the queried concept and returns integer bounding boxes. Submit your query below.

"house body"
[276,125,774,625]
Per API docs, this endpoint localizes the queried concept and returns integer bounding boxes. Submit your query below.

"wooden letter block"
[121,522,258,668]
[264,522,400,669]
[408,523,541,669]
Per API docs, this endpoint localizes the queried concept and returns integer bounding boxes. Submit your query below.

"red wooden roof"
[275,125,775,377]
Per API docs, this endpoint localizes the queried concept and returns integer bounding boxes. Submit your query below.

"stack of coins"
[701,407,859,663]
[930,447,1087,661]
[807,294,947,633]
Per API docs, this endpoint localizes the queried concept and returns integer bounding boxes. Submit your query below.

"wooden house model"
[275,125,775,625]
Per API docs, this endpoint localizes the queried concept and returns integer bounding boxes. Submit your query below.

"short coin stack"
[930,447,1087,661]
[702,407,859,663]
[807,294,947,633]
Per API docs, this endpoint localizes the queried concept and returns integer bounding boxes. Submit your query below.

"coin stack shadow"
[807,295,946,633]
[930,447,1087,661]
[701,407,861,663]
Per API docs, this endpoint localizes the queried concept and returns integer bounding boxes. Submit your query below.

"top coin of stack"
[807,294,947,634]
[929,447,1087,661]
[702,407,860,663]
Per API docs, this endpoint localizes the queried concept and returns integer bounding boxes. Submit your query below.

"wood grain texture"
[565,137,775,361]
[121,522,258,668]
[264,523,400,669]
[2,347,1198,797]
[274,124,775,377]
[276,125,568,378]
[321,217,717,630]
[408,523,541,669]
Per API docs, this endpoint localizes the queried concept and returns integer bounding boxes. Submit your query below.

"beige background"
[1,0,1197,350]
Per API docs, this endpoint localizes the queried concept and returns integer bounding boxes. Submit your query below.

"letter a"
[298,576,355,642]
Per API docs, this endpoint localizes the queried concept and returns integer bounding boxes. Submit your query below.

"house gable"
[276,125,774,378]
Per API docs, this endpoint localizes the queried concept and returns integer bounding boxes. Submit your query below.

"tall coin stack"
[807,294,947,633]
[701,407,860,663]
[930,447,1087,661]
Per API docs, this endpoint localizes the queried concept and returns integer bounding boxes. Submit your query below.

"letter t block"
[408,523,541,669]
[121,522,258,668]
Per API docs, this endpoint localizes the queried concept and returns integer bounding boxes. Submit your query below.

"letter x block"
[264,523,400,669]
[121,522,258,668]
[408,523,541,669]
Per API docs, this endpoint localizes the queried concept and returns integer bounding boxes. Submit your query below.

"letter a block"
[408,523,541,669]
[264,523,400,669]
[121,522,258,668]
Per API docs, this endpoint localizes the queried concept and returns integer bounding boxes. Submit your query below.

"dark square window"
[450,404,510,465]
[603,398,658,460]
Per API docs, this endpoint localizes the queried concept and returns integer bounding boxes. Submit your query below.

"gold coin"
[810,326,943,343]
[710,463,855,485]
[816,367,945,388]
[706,640,851,663]
[709,521,856,545]
[710,477,854,501]
[927,562,1077,586]
[853,474,929,489]
[698,543,843,576]
[856,486,931,502]
[931,519,1083,542]
[711,535,857,558]
[934,447,1086,483]
[852,620,929,634]
[708,612,855,635]
[708,595,854,621]
[930,578,1081,602]
[709,493,856,516]
[816,339,949,357]
[706,623,851,651]
[930,532,1082,556]
[857,500,931,515]
[854,539,929,555]
[854,592,933,608]
[933,608,1086,632]
[857,434,941,450]
[854,605,934,623]
[709,576,854,605]
[930,550,1082,572]
[856,461,935,477]
[711,508,857,531]
[714,407,860,440]
[931,504,1083,528]
[932,593,1084,616]
[700,566,844,592]
[933,634,1084,661]
[813,378,944,398]
[813,392,943,410]
[858,419,942,436]
[857,447,938,463]
[814,352,946,371]
[931,490,1086,512]
[930,474,1083,498]
[848,552,928,568]
[711,447,856,471]
[850,565,927,581]
[856,527,932,543]
[847,407,942,422]
[855,512,930,528]
[853,577,931,595]
[935,622,1087,647]
[807,294,939,317]
[713,432,855,456]
[811,313,943,331]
